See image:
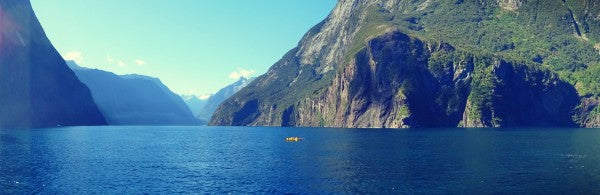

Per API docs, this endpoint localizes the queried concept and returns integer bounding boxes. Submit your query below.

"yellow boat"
[285,137,303,142]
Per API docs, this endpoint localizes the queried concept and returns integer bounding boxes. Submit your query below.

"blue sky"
[31,0,336,96]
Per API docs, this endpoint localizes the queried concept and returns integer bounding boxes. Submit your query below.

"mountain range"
[182,77,254,123]
[3,0,599,129]
[211,0,600,128]
[181,95,208,117]
[67,61,198,125]
[0,0,106,128]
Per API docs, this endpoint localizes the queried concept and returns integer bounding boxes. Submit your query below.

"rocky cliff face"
[211,0,600,128]
[0,0,106,128]
[299,32,578,128]
[575,97,600,128]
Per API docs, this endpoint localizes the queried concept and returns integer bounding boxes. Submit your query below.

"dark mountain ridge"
[0,0,106,128]
[67,61,198,125]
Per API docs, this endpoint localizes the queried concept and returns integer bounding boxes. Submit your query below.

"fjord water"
[1,127,599,193]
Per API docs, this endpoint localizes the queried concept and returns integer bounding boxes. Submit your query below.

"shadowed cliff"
[0,0,106,128]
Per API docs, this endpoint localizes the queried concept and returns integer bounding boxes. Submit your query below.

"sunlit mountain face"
[212,0,600,128]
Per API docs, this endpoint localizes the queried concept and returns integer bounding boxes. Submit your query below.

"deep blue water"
[1,126,600,194]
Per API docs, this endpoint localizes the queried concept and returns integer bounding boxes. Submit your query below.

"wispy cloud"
[184,89,213,99]
[106,55,114,63]
[64,51,83,63]
[198,94,212,100]
[106,55,145,68]
[135,59,146,66]
[117,60,127,67]
[229,67,255,80]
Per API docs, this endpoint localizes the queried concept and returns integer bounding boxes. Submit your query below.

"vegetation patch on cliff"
[212,0,598,128]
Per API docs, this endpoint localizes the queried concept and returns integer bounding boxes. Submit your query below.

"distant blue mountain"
[194,77,254,122]
[180,95,207,117]
[0,1,106,128]
[67,61,199,125]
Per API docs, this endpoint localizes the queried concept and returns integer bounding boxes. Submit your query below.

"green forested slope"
[212,0,600,128]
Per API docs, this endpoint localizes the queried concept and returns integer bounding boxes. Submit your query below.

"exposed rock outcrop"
[575,98,600,128]
[497,0,523,11]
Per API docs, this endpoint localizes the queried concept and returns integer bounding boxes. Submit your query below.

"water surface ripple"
[1,126,599,193]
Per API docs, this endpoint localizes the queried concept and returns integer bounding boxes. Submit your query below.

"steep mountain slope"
[212,0,600,128]
[197,77,253,122]
[181,95,207,117]
[0,0,106,128]
[67,61,198,125]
